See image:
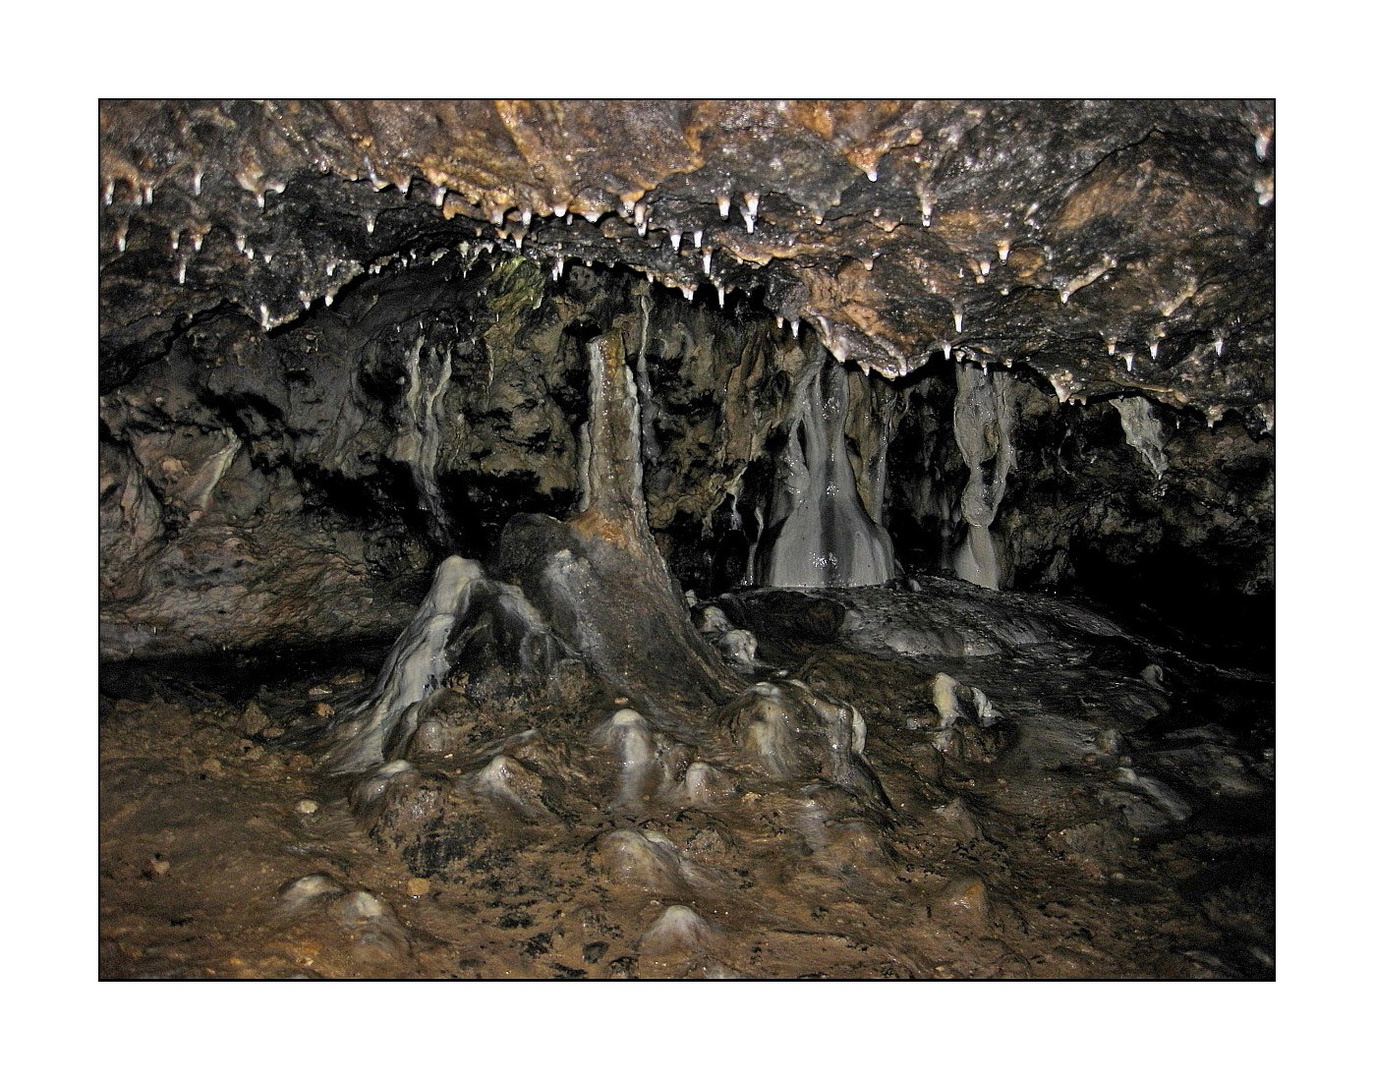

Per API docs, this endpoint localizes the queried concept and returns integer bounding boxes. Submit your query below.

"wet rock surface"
[97,237,1273,675]
[100,574,1273,980]
[99,100,1272,422]
[97,100,1274,981]
[97,102,1273,660]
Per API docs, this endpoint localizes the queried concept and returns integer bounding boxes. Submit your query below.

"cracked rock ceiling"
[98,99,1275,429]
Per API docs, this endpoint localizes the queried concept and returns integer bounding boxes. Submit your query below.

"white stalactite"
[1111,396,1170,479]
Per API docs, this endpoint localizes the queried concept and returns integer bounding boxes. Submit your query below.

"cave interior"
[97,99,1275,980]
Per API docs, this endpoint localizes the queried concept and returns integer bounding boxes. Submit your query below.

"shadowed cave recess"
[99,99,1275,980]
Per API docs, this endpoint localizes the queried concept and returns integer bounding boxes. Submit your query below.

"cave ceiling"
[98,99,1275,427]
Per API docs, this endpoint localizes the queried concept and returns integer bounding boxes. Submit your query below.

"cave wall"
[100,253,810,659]
[101,244,1273,664]
[884,360,1274,660]
[97,100,1275,667]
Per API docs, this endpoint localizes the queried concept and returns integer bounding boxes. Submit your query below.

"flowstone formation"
[757,344,896,588]
[951,363,1015,590]
[99,100,1274,980]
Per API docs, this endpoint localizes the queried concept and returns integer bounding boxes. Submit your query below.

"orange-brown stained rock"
[98,99,1274,443]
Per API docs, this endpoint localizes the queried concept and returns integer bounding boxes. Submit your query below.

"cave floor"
[99,581,1274,980]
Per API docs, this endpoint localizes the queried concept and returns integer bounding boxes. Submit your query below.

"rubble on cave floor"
[99,575,1273,980]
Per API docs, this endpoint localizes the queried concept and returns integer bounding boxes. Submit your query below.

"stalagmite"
[717,679,878,798]
[592,707,659,805]
[321,554,562,772]
[596,829,698,893]
[320,556,486,772]
[470,754,555,822]
[639,905,717,960]
[496,328,741,729]
[680,761,735,807]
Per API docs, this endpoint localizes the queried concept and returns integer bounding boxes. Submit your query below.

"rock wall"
[100,256,794,658]
[100,243,1273,666]
[886,358,1274,662]
[98,100,1275,425]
